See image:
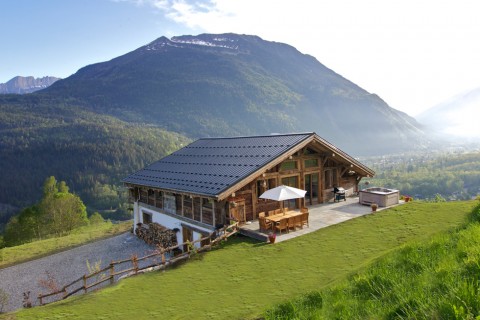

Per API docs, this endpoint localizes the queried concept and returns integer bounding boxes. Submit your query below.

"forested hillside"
[363,151,480,200]
[0,95,190,227]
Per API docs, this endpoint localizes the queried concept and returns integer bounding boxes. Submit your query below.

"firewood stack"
[135,222,177,248]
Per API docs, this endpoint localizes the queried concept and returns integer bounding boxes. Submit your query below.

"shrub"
[89,212,105,225]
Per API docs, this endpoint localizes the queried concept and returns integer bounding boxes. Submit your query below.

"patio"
[240,196,401,243]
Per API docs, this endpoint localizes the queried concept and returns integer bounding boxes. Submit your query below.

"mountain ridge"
[43,33,430,155]
[0,76,60,94]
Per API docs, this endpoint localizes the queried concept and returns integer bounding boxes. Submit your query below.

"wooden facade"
[124,133,374,248]
[126,142,371,229]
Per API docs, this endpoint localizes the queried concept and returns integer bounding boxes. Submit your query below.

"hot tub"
[359,187,399,207]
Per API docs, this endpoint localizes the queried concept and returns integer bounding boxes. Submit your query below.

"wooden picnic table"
[266,210,302,224]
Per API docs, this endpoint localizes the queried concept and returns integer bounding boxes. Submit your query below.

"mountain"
[0,76,60,94]
[416,87,480,142]
[0,33,432,221]
[42,33,430,155]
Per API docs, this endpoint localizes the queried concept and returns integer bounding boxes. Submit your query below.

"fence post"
[133,256,138,274]
[38,293,42,306]
[83,275,87,293]
[110,262,115,285]
[161,252,166,265]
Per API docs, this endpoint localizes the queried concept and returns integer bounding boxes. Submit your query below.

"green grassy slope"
[12,201,474,319]
[0,221,131,269]
[265,201,480,319]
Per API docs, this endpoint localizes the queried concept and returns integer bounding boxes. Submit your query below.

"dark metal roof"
[122,133,313,197]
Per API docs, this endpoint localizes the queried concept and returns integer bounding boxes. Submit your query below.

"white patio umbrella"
[259,185,307,201]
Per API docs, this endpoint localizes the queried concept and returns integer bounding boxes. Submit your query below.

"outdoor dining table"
[265,210,303,230]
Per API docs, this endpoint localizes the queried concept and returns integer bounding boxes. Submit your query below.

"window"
[202,198,213,225]
[193,198,201,221]
[303,147,317,155]
[325,170,332,188]
[148,189,155,206]
[155,190,163,208]
[257,180,266,198]
[280,160,297,171]
[202,198,213,210]
[281,176,298,209]
[175,194,183,215]
[183,196,193,219]
[257,178,277,199]
[140,188,148,203]
[142,212,152,224]
[304,159,318,168]
[305,173,319,205]
[324,169,337,189]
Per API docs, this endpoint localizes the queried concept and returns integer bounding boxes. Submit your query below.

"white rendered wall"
[138,204,212,250]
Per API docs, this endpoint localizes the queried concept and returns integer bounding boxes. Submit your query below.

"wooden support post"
[38,294,42,306]
[161,252,166,264]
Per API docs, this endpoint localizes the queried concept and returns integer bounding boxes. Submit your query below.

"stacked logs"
[135,222,177,249]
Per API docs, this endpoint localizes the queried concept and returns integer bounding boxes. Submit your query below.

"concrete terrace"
[240,196,400,243]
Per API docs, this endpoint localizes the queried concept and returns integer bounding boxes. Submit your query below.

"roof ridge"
[197,132,315,141]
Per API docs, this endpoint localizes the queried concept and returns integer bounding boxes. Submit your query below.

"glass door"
[281,176,298,210]
[304,173,319,205]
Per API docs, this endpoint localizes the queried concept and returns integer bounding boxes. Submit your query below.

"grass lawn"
[0,221,131,269]
[13,201,474,320]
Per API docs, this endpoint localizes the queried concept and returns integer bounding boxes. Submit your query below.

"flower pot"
[268,235,276,244]
[371,204,378,212]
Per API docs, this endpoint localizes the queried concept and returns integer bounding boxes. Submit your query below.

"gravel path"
[0,232,156,312]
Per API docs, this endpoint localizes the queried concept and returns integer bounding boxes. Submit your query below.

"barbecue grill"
[333,187,346,202]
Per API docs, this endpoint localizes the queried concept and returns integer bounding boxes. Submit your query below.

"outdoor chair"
[301,207,309,214]
[258,211,265,218]
[294,214,303,229]
[275,208,283,215]
[267,210,276,217]
[301,212,309,228]
[259,216,272,232]
[287,217,296,231]
[275,218,288,234]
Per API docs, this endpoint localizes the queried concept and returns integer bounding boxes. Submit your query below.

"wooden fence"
[37,222,239,306]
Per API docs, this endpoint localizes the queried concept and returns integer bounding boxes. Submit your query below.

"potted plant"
[371,203,378,212]
[268,232,276,244]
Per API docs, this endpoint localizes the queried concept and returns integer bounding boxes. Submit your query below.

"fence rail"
[37,222,239,306]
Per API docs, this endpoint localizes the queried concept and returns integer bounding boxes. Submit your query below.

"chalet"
[123,132,374,247]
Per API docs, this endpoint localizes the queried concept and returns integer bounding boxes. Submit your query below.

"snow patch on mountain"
[145,35,239,51]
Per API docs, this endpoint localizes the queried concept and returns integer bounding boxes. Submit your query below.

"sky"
[1,0,480,116]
